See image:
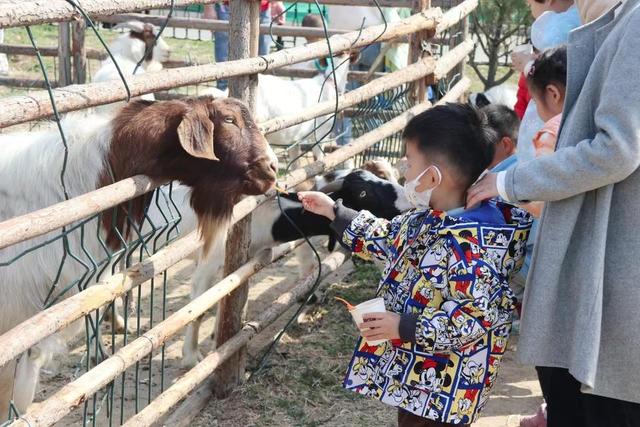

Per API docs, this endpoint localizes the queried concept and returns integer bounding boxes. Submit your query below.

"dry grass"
[192,260,542,427]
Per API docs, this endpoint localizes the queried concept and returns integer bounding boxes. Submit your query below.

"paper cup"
[349,297,387,346]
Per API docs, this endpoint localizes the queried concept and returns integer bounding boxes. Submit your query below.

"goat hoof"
[181,352,203,369]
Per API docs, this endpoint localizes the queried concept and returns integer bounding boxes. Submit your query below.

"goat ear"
[115,20,146,33]
[177,107,219,161]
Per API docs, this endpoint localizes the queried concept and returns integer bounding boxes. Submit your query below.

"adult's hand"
[467,172,499,208]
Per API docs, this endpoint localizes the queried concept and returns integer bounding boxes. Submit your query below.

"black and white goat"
[469,83,518,109]
[166,169,411,367]
[0,96,277,415]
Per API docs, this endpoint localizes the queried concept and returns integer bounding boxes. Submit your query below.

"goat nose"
[270,161,278,173]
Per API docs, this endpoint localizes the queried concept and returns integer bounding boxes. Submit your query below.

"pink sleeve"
[533,114,563,158]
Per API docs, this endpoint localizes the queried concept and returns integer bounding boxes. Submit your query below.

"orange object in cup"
[334,297,355,311]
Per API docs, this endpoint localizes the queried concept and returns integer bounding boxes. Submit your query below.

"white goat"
[255,53,351,148]
[202,52,352,157]
[93,21,170,107]
[469,83,518,109]
[0,96,277,417]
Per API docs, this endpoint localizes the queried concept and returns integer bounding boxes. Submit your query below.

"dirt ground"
[191,261,543,427]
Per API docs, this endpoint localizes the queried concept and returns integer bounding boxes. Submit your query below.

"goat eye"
[359,190,366,198]
[224,116,235,124]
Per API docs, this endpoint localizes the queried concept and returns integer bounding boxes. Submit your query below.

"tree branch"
[494,68,515,86]
[469,61,489,87]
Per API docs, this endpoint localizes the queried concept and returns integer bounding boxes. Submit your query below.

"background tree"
[470,0,532,89]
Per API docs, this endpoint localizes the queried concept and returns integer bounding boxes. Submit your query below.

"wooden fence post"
[57,22,72,86]
[71,19,87,84]
[213,0,260,399]
[408,0,431,104]
[455,7,469,83]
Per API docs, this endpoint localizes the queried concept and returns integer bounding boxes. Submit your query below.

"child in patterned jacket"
[299,103,532,426]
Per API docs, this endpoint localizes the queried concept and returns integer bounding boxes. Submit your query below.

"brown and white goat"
[0,96,277,417]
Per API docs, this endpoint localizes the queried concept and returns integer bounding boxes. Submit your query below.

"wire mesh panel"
[350,84,413,167]
[0,182,190,426]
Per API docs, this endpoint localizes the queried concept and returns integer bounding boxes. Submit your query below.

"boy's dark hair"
[302,14,324,28]
[402,103,496,189]
[481,104,520,146]
[527,46,567,95]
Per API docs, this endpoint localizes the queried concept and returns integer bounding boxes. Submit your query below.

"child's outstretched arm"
[298,191,397,262]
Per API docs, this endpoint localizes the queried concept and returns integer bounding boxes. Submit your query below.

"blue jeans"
[214,4,272,90]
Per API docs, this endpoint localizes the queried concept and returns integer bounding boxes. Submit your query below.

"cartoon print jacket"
[332,200,532,424]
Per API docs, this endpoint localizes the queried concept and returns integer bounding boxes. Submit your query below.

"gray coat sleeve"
[504,21,640,203]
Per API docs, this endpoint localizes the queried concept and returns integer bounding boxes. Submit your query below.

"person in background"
[271,2,286,26]
[483,104,520,172]
[515,46,568,427]
[504,6,581,364]
[467,1,640,425]
[511,0,575,119]
[517,0,579,164]
[528,47,567,159]
[271,1,286,49]
[288,13,328,71]
[512,58,532,120]
[205,1,273,91]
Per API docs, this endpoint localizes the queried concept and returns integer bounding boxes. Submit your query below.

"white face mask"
[403,165,442,209]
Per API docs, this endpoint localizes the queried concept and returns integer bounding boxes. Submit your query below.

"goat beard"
[197,211,231,257]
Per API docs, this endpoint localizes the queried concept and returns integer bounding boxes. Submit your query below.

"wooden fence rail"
[0,75,470,379]
[0,35,473,251]
[0,4,455,128]
[99,13,354,39]
[122,249,350,427]
[0,0,424,29]
[0,0,217,29]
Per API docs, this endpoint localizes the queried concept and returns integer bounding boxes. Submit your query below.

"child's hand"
[521,201,544,218]
[298,191,336,220]
[358,312,401,342]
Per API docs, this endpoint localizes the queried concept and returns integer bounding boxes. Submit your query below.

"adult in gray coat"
[467,1,640,425]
